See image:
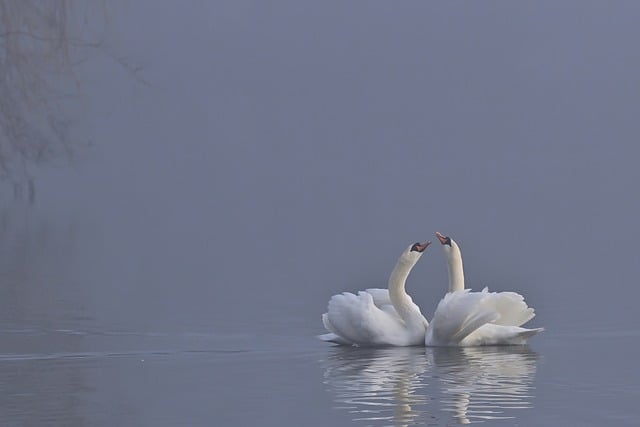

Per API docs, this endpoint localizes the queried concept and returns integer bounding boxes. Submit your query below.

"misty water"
[2,2,640,426]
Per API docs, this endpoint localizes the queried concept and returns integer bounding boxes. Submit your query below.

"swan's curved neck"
[446,246,465,292]
[388,257,421,322]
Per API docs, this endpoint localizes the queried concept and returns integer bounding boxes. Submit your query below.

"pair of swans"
[319,232,543,347]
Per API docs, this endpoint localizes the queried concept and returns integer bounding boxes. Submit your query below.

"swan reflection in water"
[321,346,539,426]
[322,346,428,427]
[429,346,539,424]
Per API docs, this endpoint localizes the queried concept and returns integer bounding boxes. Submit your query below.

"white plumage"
[426,233,543,347]
[319,242,430,347]
[319,234,543,348]
[425,289,543,346]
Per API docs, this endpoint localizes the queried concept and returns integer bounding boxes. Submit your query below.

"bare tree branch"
[0,0,145,194]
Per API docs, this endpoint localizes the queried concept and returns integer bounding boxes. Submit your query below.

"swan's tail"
[317,332,352,345]
[513,327,544,341]
[464,325,544,346]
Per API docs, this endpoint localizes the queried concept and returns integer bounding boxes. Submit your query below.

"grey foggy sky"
[32,1,640,334]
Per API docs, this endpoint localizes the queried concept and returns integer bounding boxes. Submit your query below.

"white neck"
[388,255,424,325]
[446,242,465,292]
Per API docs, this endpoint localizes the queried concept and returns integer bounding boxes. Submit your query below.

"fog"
[3,1,640,425]
[34,0,635,332]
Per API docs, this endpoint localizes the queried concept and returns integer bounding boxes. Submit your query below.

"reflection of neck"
[393,375,416,427]
[447,246,465,292]
[388,257,418,321]
[453,392,470,424]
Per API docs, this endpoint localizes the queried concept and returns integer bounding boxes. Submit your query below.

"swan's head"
[402,241,430,264]
[435,231,451,246]
[435,231,461,255]
[410,241,430,253]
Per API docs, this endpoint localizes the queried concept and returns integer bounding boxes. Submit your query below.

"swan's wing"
[427,290,499,346]
[463,323,544,346]
[319,313,354,345]
[324,291,406,346]
[480,288,536,327]
[364,288,392,305]
[363,287,399,307]
[364,288,402,320]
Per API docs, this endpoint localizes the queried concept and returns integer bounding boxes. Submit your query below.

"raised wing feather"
[427,290,499,346]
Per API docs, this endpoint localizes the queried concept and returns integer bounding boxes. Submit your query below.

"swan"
[425,232,543,346]
[318,241,430,347]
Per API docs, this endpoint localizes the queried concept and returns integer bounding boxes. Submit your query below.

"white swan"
[319,242,430,347]
[425,232,543,346]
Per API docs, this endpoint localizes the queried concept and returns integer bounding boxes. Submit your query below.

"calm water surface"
[0,208,638,427]
[1,323,638,426]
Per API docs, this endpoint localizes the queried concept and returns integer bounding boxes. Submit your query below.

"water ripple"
[322,346,539,426]
[0,348,250,362]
